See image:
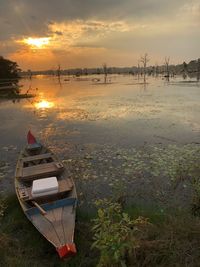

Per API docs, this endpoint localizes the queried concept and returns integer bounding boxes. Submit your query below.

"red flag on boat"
[27,130,37,144]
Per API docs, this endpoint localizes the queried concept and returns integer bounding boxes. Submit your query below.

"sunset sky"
[0,0,199,70]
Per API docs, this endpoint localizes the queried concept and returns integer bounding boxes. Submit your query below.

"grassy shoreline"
[1,194,200,267]
[0,194,99,267]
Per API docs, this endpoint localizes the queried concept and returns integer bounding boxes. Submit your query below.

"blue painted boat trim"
[26,197,76,216]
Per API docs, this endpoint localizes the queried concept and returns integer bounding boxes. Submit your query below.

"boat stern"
[56,243,77,259]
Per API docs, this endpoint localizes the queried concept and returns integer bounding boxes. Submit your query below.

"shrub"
[92,199,149,267]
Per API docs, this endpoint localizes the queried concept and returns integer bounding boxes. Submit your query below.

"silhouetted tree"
[27,69,32,80]
[154,63,159,77]
[102,63,108,83]
[183,61,187,71]
[57,64,61,78]
[164,57,170,79]
[83,68,88,75]
[182,61,188,79]
[137,61,140,78]
[197,59,200,82]
[140,53,150,83]
[0,56,20,86]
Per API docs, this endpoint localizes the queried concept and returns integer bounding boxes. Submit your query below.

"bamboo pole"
[32,201,47,215]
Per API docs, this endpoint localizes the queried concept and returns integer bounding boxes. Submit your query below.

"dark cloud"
[0,0,199,66]
[14,0,189,21]
[0,0,189,41]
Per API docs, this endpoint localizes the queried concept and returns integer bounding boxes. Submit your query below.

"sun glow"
[23,37,50,48]
[35,100,54,109]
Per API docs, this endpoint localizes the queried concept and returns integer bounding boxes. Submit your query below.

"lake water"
[0,75,199,206]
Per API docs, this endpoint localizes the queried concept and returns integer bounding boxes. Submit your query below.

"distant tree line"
[19,57,200,80]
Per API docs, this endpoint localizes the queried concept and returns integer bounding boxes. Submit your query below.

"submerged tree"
[102,63,108,83]
[164,57,170,80]
[57,64,61,84]
[0,56,20,86]
[197,59,200,82]
[155,63,159,77]
[182,61,188,79]
[140,53,150,83]
[27,69,32,80]
[137,60,141,79]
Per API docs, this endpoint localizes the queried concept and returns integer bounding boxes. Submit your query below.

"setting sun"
[23,37,50,49]
[35,100,54,109]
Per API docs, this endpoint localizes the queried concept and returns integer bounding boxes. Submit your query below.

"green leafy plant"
[92,199,149,267]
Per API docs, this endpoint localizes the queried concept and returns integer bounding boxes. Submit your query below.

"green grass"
[0,194,98,267]
[1,194,200,267]
[125,204,167,224]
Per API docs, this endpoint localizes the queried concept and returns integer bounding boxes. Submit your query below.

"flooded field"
[0,75,199,207]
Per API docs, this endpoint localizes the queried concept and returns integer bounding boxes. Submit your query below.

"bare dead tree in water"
[102,63,108,83]
[155,63,159,77]
[57,64,61,84]
[28,69,32,80]
[182,62,188,79]
[197,59,200,82]
[164,57,170,81]
[140,53,150,83]
[137,61,140,79]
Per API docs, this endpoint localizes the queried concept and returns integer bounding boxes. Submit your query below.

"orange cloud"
[10,48,57,70]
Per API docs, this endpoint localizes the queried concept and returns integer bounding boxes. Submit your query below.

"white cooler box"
[32,177,59,197]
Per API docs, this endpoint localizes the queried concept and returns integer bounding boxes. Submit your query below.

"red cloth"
[27,130,37,144]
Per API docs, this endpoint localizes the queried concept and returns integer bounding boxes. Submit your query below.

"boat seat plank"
[20,162,64,181]
[22,153,53,163]
[19,179,73,201]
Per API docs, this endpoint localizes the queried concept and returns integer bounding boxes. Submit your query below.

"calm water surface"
[1,75,199,146]
[0,75,199,203]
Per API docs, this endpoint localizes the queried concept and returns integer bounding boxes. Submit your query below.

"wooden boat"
[15,131,77,258]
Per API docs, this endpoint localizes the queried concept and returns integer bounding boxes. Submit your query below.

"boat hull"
[15,145,77,258]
